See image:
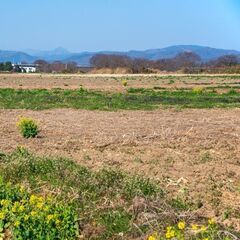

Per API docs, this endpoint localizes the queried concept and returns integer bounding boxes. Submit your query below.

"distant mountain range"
[0,50,36,63]
[23,47,71,61]
[1,45,240,66]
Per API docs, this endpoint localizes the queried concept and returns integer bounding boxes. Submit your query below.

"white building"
[12,63,38,73]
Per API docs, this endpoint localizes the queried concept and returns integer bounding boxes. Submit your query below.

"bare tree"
[209,55,239,67]
[51,61,65,72]
[90,52,203,73]
[34,59,51,72]
[90,54,132,69]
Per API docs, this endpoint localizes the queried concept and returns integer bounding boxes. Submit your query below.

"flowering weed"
[16,117,39,138]
[0,179,78,239]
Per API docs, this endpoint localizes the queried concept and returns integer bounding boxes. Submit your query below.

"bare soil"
[0,108,240,229]
[0,73,240,92]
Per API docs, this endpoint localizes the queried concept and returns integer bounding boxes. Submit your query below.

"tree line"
[0,62,13,72]
[90,52,240,74]
[33,60,79,73]
[1,53,240,74]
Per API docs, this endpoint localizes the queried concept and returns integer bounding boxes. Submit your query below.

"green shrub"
[17,117,39,138]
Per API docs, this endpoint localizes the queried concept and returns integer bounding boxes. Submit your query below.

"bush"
[0,179,78,239]
[16,118,39,138]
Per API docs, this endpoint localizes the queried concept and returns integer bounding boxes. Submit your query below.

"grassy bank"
[0,148,238,239]
[1,88,240,110]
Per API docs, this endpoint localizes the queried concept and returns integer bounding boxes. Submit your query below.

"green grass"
[0,148,238,239]
[0,148,165,239]
[1,88,240,110]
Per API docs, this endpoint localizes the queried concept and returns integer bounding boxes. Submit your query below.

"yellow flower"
[166,228,175,239]
[191,224,198,230]
[148,236,156,240]
[12,207,17,213]
[208,218,216,225]
[19,205,25,212]
[24,215,29,221]
[30,195,38,205]
[55,219,61,225]
[203,238,209,240]
[166,226,173,231]
[47,214,54,221]
[31,211,37,217]
[165,232,171,239]
[43,206,50,212]
[14,221,20,227]
[36,202,44,209]
[11,202,25,213]
[20,186,25,193]
[0,212,5,220]
[1,199,10,206]
[201,225,207,232]
[29,195,44,205]
[38,196,44,202]
[178,221,185,230]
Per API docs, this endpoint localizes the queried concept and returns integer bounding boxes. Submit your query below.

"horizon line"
[1,44,240,54]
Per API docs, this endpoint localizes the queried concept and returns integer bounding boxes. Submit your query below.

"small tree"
[4,62,13,71]
[0,63,4,71]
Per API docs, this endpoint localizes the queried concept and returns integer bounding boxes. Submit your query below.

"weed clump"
[17,117,39,138]
[192,87,204,94]
[122,79,128,87]
[0,179,78,239]
[227,89,237,95]
[147,219,235,240]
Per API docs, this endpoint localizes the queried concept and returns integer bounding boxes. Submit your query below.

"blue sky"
[1,0,240,52]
